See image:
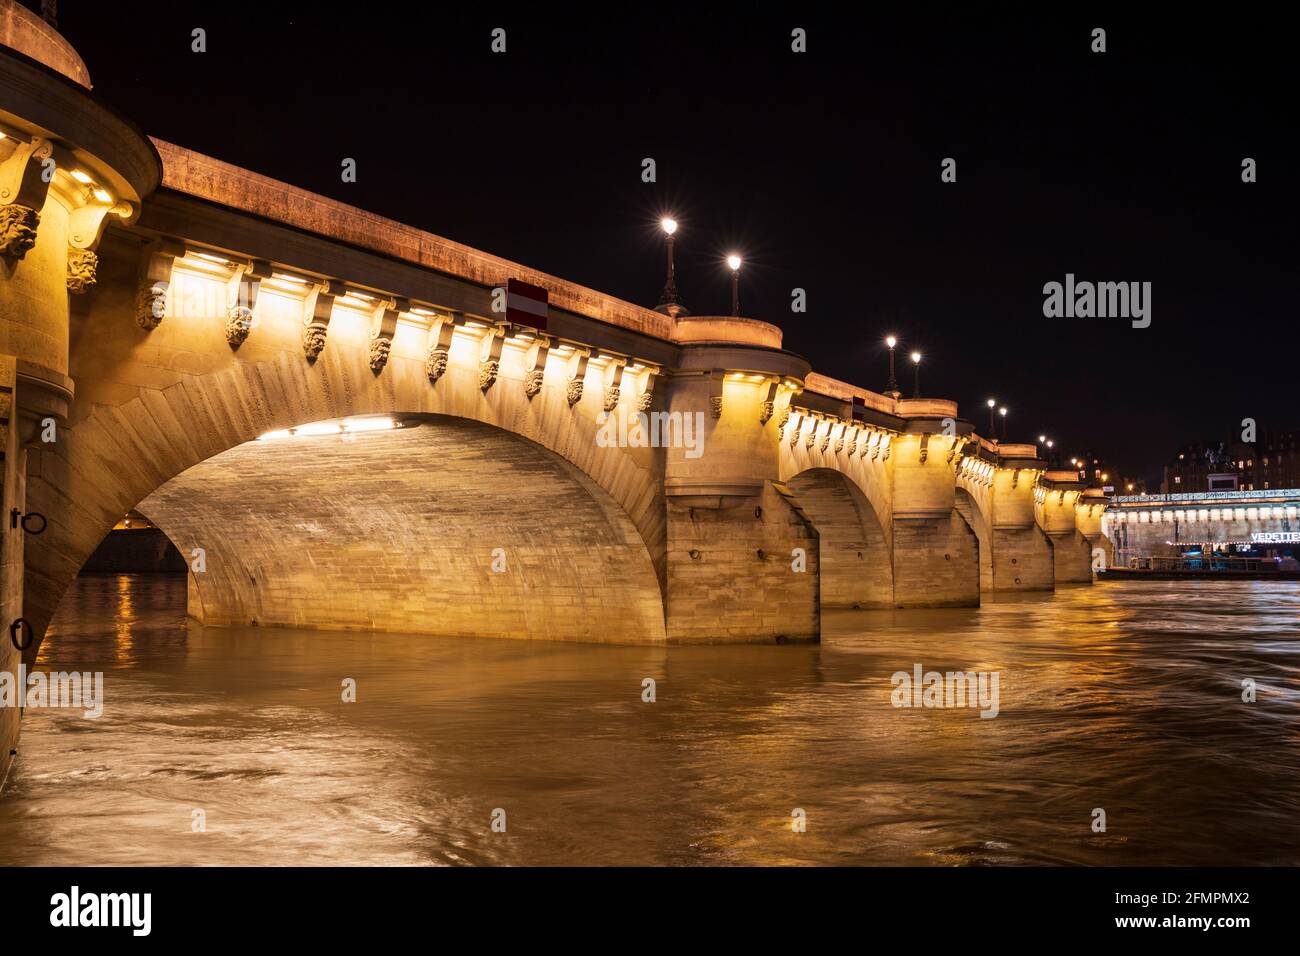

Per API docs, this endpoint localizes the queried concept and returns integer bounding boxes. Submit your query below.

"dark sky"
[53,3,1297,484]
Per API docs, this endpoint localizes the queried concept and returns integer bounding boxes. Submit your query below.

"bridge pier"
[662,346,820,642]
[986,451,1055,592]
[1076,488,1113,569]
[1038,473,1094,584]
[890,426,980,608]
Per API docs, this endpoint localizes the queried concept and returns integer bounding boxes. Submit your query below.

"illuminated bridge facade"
[0,7,1111,778]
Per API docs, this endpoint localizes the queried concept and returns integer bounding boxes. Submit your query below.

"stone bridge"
[0,7,1110,774]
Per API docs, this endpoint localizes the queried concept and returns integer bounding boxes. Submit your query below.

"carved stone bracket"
[0,204,39,260]
[303,279,344,361]
[0,137,53,260]
[68,199,131,252]
[708,370,724,419]
[226,260,271,349]
[478,324,506,391]
[805,416,820,451]
[66,248,97,294]
[425,314,458,383]
[758,380,780,425]
[918,433,930,464]
[523,336,550,399]
[946,436,966,465]
[368,297,405,374]
[777,407,792,439]
[135,237,184,330]
[601,357,627,412]
[565,349,592,406]
[636,367,658,412]
[818,420,832,454]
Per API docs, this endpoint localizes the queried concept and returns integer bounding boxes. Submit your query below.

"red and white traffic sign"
[504,278,548,332]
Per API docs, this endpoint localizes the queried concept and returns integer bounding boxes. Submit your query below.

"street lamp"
[727,254,742,316]
[986,398,996,435]
[998,406,1007,440]
[654,217,687,317]
[885,336,899,395]
[910,350,922,398]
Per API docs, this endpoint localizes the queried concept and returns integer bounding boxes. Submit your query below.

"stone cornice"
[150,138,678,344]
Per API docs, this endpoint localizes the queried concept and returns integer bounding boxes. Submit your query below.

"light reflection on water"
[1,574,1298,866]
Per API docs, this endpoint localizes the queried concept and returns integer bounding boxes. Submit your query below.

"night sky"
[54,4,1297,484]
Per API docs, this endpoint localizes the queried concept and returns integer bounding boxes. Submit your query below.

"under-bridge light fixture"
[93,188,113,203]
[295,422,344,437]
[70,169,93,183]
[341,416,397,433]
[272,272,308,284]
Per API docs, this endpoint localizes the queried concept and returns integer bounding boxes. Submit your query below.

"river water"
[1,574,1297,866]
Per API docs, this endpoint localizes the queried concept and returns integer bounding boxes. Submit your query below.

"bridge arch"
[784,467,893,609]
[953,482,992,592]
[23,331,667,650]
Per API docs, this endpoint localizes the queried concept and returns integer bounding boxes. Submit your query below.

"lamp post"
[910,351,922,398]
[986,398,996,436]
[727,254,742,316]
[999,406,1007,440]
[885,336,899,396]
[654,217,687,317]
